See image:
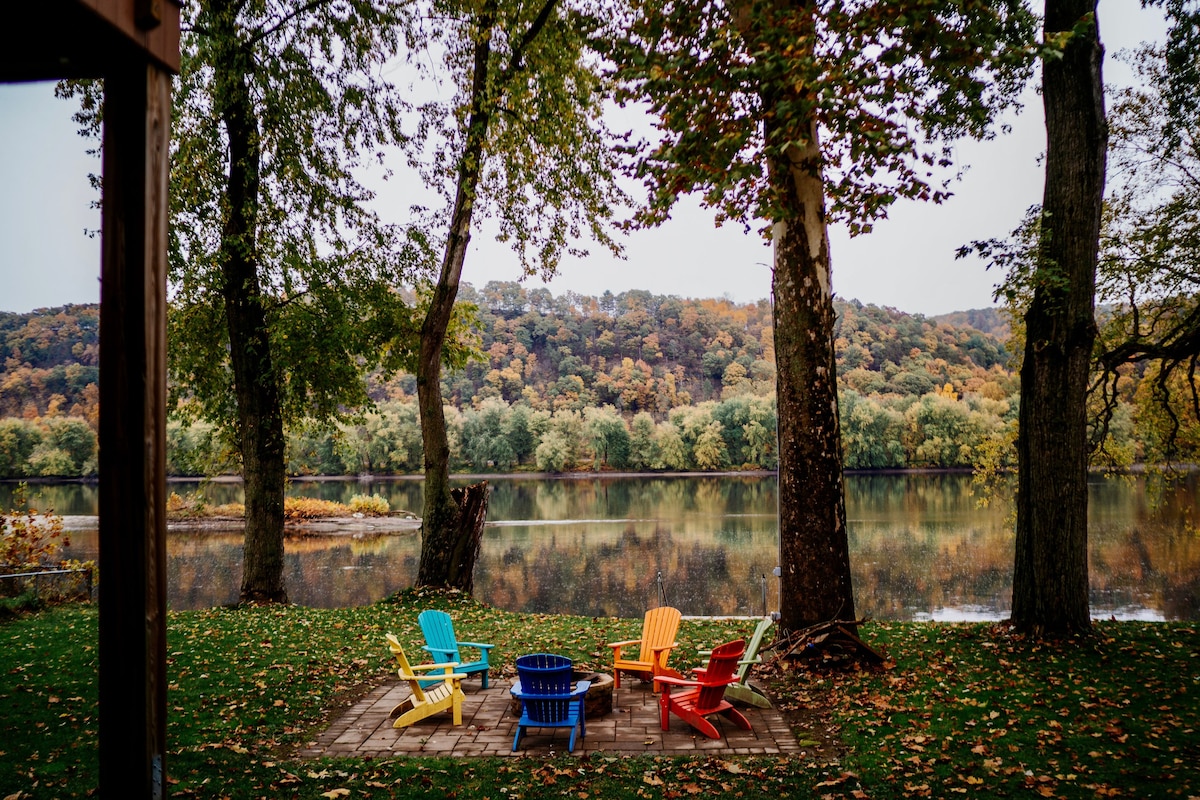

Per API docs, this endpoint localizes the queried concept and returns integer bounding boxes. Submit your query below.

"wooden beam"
[97,53,171,800]
[0,0,180,81]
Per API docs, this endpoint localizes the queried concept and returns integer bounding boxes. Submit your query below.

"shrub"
[0,484,93,605]
[167,491,209,518]
[283,497,349,519]
[0,589,41,618]
[1,483,69,571]
[348,494,389,515]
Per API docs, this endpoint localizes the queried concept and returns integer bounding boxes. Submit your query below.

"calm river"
[7,472,1199,620]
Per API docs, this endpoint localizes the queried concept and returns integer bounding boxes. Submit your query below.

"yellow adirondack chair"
[607,606,683,691]
[384,633,468,728]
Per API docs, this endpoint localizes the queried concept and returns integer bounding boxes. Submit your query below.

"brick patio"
[301,678,801,758]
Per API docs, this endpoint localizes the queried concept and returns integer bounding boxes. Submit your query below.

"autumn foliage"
[2,287,1194,478]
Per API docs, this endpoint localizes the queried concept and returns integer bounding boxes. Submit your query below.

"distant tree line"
[0,286,1181,478]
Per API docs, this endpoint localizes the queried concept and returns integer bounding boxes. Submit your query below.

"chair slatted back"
[736,617,773,683]
[526,695,573,724]
[694,639,744,713]
[418,609,460,662]
[516,653,574,723]
[385,633,428,703]
[639,606,682,666]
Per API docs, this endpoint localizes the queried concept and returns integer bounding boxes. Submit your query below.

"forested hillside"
[375,284,1014,412]
[0,287,1157,478]
[0,305,99,424]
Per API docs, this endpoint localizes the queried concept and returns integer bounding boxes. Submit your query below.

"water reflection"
[24,473,1200,620]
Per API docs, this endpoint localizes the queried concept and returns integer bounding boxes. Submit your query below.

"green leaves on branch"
[1091,38,1200,461]
[613,0,1038,234]
[410,0,629,278]
[168,1,431,438]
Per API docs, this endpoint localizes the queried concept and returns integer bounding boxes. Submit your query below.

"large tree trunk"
[417,481,490,592]
[761,12,856,631]
[214,0,288,604]
[415,7,496,589]
[1011,0,1106,636]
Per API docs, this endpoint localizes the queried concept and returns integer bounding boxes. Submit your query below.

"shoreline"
[6,461,1199,488]
[53,514,423,534]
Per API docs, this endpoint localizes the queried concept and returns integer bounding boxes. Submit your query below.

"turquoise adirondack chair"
[418,609,494,689]
[698,616,773,708]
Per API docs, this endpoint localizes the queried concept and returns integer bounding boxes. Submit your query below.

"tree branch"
[502,0,560,81]
[248,0,343,47]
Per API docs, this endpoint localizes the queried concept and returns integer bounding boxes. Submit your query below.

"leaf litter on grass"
[4,596,1199,799]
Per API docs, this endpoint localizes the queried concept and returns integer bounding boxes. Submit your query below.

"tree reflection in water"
[43,473,1200,620]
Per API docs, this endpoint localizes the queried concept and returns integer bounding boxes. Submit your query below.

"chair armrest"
[697,649,759,666]
[401,670,469,681]
[697,648,761,663]
[655,675,700,689]
[512,681,592,702]
[608,639,641,649]
[408,661,462,672]
[649,643,678,665]
[422,645,458,656]
[458,642,494,654]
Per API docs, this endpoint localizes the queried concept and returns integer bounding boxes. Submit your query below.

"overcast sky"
[0,2,1167,317]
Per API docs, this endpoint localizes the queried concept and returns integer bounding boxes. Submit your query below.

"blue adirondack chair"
[510,653,590,753]
[418,609,494,689]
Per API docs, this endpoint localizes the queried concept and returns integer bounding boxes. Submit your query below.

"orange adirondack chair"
[657,639,752,739]
[607,606,683,691]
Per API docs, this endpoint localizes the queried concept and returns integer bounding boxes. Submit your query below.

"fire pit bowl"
[509,670,613,719]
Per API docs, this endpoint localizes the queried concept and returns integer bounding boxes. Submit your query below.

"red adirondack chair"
[657,639,752,739]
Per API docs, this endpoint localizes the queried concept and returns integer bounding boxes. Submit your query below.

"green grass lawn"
[2,590,1197,799]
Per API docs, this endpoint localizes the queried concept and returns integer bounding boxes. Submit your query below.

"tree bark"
[213,0,288,604]
[759,4,856,631]
[417,481,490,592]
[415,5,496,588]
[1011,0,1106,637]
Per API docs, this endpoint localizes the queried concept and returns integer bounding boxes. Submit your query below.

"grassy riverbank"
[2,591,1197,799]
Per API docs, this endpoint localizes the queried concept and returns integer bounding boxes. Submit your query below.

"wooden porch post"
[97,54,171,799]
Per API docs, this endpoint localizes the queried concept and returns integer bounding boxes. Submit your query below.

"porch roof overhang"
[1,0,181,81]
